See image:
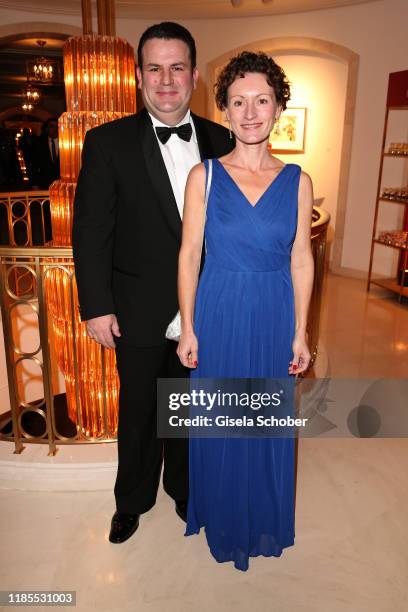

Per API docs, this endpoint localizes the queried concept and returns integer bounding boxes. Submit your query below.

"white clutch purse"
[165,159,213,342]
[165,310,181,342]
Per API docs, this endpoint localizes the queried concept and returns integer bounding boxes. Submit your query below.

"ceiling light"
[26,40,60,83]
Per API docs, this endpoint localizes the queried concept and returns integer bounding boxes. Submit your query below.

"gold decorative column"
[45,34,136,437]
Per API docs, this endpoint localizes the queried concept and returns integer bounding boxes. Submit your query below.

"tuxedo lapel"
[192,113,215,161]
[140,108,182,242]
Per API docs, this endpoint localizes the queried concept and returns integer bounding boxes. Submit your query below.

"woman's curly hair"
[215,51,291,111]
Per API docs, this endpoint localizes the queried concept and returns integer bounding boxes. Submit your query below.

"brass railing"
[0,191,52,247]
[0,207,330,455]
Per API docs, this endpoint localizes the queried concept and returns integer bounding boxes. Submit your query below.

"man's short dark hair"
[42,117,58,136]
[137,22,197,70]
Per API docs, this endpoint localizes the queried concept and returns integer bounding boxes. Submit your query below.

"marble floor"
[317,272,408,378]
[1,273,408,612]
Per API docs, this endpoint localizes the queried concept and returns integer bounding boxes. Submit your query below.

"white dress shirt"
[149,110,201,218]
[48,136,58,161]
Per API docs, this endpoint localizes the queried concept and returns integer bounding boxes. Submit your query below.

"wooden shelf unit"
[370,277,408,299]
[367,70,408,303]
[383,153,408,158]
[378,197,408,205]
[373,238,408,251]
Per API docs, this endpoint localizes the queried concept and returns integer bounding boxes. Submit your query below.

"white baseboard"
[329,264,368,280]
[0,440,117,491]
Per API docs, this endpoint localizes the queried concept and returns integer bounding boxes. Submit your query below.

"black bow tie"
[155,123,193,144]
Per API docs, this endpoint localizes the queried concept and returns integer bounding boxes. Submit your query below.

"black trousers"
[114,338,189,514]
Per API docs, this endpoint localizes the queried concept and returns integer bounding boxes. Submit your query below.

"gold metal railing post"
[0,258,24,454]
[67,270,83,436]
[35,254,57,455]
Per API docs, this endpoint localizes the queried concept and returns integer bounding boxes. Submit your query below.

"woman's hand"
[289,332,311,376]
[177,330,199,369]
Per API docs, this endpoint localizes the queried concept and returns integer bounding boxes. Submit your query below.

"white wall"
[1,0,407,274]
[270,52,347,262]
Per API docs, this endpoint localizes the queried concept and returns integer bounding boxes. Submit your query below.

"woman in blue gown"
[177,52,315,571]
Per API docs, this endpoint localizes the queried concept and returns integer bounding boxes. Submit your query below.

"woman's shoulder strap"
[204,159,213,206]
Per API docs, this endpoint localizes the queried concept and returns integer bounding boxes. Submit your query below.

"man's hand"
[86,314,121,349]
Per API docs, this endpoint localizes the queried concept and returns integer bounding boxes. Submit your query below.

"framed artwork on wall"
[269,107,307,153]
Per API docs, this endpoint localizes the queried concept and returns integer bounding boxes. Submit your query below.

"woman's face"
[225,72,281,145]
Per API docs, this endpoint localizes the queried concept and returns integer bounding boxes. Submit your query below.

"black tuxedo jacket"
[33,135,60,188]
[72,107,235,346]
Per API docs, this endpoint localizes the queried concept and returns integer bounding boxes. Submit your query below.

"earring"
[228,119,233,140]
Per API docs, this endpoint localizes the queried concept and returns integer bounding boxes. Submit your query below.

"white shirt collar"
[148,109,191,129]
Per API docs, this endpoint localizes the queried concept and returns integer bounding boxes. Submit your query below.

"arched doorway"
[0,22,81,189]
[0,22,82,121]
[0,21,81,43]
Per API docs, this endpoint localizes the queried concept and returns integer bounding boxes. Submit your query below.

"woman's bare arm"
[289,171,315,374]
[177,162,206,367]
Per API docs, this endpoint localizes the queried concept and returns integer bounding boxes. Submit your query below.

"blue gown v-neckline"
[185,157,302,571]
[214,158,289,209]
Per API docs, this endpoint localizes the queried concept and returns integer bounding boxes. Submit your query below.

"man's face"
[136,38,198,125]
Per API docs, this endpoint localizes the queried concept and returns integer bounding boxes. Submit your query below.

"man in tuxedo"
[33,117,60,189]
[72,22,234,544]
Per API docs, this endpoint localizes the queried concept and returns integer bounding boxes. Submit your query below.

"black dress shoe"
[175,500,188,523]
[109,511,140,543]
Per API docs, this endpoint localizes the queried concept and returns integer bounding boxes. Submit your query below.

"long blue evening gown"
[185,158,301,571]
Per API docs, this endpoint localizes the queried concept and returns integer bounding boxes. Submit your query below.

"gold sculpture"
[45,34,136,437]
